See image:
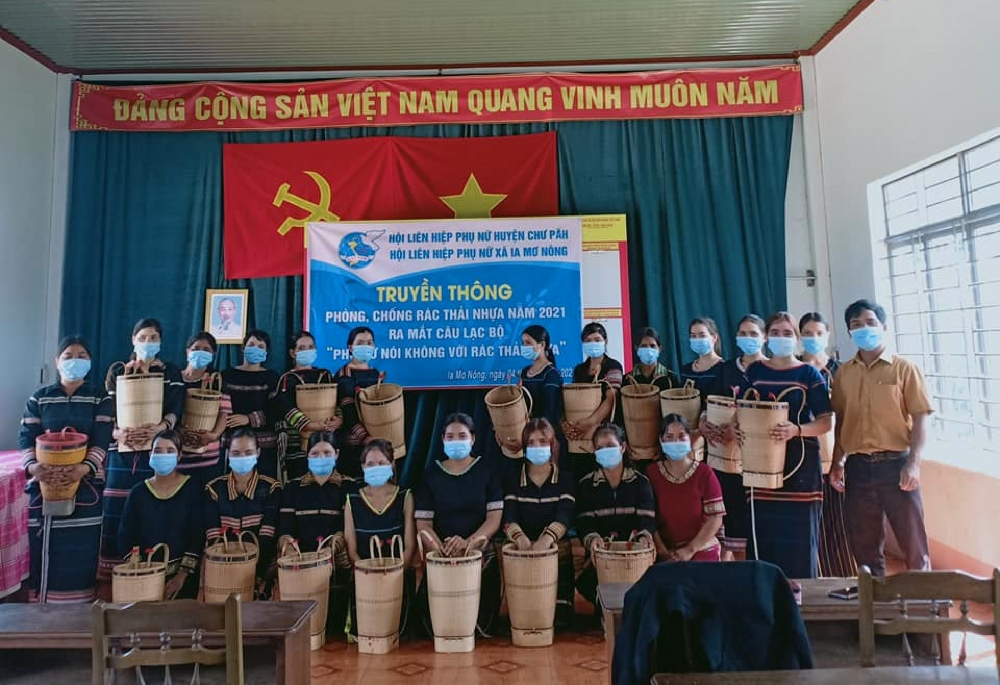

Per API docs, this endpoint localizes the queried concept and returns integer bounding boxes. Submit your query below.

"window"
[877,133,1000,452]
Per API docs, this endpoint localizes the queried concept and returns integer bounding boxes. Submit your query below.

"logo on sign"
[339,230,385,269]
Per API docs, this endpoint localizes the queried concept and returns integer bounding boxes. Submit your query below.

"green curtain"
[62,118,793,485]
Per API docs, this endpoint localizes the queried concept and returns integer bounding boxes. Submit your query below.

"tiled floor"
[311,632,612,685]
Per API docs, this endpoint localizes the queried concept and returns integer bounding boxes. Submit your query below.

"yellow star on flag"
[439,173,507,218]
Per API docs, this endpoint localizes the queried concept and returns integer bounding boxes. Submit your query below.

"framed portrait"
[204,289,249,344]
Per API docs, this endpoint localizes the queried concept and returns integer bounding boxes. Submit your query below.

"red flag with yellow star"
[223,133,557,278]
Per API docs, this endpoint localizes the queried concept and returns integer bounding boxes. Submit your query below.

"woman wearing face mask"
[565,323,624,477]
[18,336,112,604]
[415,413,503,636]
[118,430,204,599]
[333,327,381,479]
[205,427,282,597]
[101,318,186,581]
[799,312,855,578]
[519,324,564,429]
[502,419,576,628]
[700,314,767,560]
[736,312,834,579]
[680,317,725,403]
[221,329,281,481]
[647,415,725,563]
[624,327,680,391]
[178,332,231,488]
[344,440,416,639]
[276,331,342,483]
[575,424,656,612]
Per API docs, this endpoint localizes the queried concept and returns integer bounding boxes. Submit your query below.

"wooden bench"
[0,600,315,685]
[598,578,953,668]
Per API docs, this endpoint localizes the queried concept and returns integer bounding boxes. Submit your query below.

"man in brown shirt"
[830,299,933,576]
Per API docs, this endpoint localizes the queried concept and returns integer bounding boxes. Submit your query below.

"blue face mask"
[295,349,318,366]
[244,346,267,365]
[134,341,160,361]
[443,439,473,460]
[851,326,884,352]
[149,452,178,476]
[582,342,605,359]
[595,446,622,469]
[363,464,394,487]
[801,336,827,356]
[690,338,713,356]
[187,350,214,369]
[661,440,691,461]
[308,455,337,477]
[351,345,375,362]
[636,347,659,365]
[58,358,91,381]
[229,455,258,476]
[520,344,540,361]
[768,336,798,358]
[525,446,551,465]
[735,336,763,356]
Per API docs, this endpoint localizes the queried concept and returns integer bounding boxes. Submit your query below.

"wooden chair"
[858,564,1000,668]
[91,594,245,685]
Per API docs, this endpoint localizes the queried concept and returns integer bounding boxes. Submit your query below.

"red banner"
[73,66,802,132]
[223,133,558,279]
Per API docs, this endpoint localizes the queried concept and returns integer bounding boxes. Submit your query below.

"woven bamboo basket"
[621,382,660,462]
[112,543,169,603]
[501,543,559,647]
[181,373,222,454]
[705,395,741,474]
[563,383,602,454]
[291,370,338,443]
[819,414,835,475]
[485,383,533,458]
[277,536,334,650]
[358,380,407,458]
[736,389,789,489]
[203,531,259,603]
[108,362,164,453]
[593,536,656,586]
[34,427,88,504]
[420,531,483,653]
[659,379,701,430]
[355,535,405,655]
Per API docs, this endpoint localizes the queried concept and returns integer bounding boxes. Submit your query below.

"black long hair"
[523,324,556,365]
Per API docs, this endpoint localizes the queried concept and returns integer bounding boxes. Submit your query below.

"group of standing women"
[18,319,385,605]
[18,309,852,637]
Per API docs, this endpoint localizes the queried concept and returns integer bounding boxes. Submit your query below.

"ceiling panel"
[0,0,863,73]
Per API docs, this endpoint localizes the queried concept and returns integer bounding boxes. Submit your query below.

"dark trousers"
[844,455,931,576]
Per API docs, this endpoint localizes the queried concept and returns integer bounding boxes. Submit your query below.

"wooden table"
[0,600,315,685]
[651,666,999,684]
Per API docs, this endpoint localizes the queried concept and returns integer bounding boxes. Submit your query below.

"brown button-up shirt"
[831,350,933,455]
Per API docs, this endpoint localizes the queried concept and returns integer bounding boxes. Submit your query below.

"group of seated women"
[19,307,847,636]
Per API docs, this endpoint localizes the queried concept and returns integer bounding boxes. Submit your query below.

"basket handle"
[238,530,259,552]
[105,361,126,392]
[281,371,307,392]
[281,538,301,558]
[369,535,383,561]
[318,369,333,385]
[202,372,222,393]
[148,542,170,565]
[683,379,696,391]
[417,529,439,560]
[389,534,404,561]
[60,427,80,438]
[743,388,761,402]
[316,535,336,553]
[521,386,533,416]
[465,535,488,556]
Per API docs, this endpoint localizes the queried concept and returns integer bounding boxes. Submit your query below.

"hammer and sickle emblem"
[272,171,341,244]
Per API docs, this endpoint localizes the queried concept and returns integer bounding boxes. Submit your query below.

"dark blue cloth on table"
[611,561,812,685]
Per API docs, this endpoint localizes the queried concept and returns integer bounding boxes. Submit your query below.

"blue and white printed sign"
[306,217,583,389]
